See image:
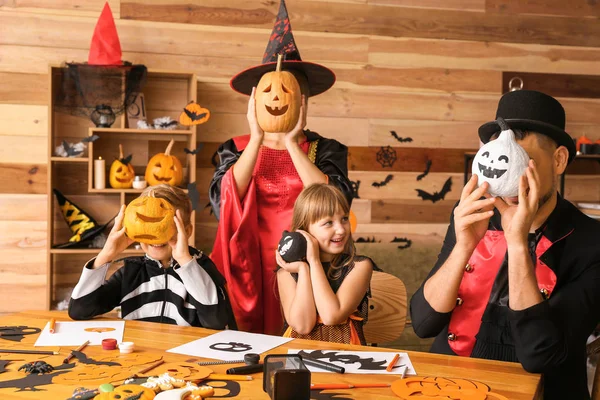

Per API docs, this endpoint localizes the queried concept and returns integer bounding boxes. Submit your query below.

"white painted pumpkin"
[472,118,529,197]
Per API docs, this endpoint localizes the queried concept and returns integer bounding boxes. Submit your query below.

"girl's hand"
[169,209,192,266]
[247,87,264,142]
[275,251,307,274]
[95,205,133,267]
[296,229,320,264]
[284,95,307,146]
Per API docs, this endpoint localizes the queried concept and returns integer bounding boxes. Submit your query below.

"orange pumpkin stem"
[164,139,175,156]
[276,53,283,72]
[119,143,124,160]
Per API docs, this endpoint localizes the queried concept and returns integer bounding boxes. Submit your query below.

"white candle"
[94,157,106,189]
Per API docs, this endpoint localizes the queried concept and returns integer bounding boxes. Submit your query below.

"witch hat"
[53,189,113,248]
[88,2,122,66]
[230,0,335,97]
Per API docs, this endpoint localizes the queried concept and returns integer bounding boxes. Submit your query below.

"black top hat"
[478,90,576,163]
[230,0,335,97]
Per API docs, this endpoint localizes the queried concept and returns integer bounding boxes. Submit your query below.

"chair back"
[363,271,407,345]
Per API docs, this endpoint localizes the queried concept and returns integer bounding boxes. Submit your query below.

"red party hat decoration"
[88,2,122,65]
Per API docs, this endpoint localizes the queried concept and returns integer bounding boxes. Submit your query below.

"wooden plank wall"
[2,0,600,313]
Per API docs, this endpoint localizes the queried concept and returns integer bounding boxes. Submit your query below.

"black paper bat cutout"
[0,360,13,373]
[62,140,83,157]
[416,177,452,203]
[390,130,413,143]
[0,363,72,391]
[417,159,432,181]
[392,236,412,249]
[0,326,41,342]
[187,182,200,211]
[82,135,100,143]
[72,351,120,366]
[184,108,208,122]
[371,174,393,188]
[208,342,253,352]
[184,143,204,155]
[355,237,379,243]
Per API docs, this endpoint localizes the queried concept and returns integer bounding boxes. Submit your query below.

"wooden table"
[0,311,542,399]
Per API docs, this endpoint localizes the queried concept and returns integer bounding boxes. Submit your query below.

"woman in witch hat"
[209,0,353,335]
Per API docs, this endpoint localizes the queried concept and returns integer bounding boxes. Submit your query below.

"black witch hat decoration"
[230,0,335,97]
[53,189,114,248]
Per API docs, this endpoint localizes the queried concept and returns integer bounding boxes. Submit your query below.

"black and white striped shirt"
[68,248,236,329]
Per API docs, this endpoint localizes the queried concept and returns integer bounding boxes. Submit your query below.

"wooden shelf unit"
[47,66,198,310]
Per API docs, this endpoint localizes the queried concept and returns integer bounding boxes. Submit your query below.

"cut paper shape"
[391,376,509,400]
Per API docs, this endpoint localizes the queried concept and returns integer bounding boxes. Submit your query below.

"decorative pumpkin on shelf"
[123,192,176,245]
[255,54,301,133]
[472,117,529,198]
[179,101,210,126]
[109,144,135,189]
[145,139,184,186]
[93,384,156,400]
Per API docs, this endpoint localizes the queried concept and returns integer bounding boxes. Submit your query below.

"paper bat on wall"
[390,130,413,143]
[184,143,204,155]
[416,160,432,181]
[355,237,380,243]
[187,182,200,211]
[391,237,412,249]
[415,177,452,203]
[372,174,393,188]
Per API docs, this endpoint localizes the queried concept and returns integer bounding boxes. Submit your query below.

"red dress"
[209,132,352,334]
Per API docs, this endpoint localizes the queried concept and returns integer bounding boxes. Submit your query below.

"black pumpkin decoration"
[278,230,307,263]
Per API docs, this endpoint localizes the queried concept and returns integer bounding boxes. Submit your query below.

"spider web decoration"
[55,63,147,127]
[376,146,397,168]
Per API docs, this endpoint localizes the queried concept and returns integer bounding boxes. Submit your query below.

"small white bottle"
[132,176,147,190]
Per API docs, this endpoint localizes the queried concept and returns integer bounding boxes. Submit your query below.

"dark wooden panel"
[122,0,600,48]
[0,163,47,194]
[348,147,470,172]
[371,199,455,223]
[486,0,600,18]
[0,72,48,105]
[502,72,600,99]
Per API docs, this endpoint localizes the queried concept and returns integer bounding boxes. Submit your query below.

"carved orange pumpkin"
[255,56,301,133]
[94,384,156,400]
[145,139,184,186]
[123,194,176,245]
[110,144,135,189]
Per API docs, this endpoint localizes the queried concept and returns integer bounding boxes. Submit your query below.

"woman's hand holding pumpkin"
[247,87,264,143]
[169,209,193,267]
[494,159,540,245]
[94,205,133,268]
[284,95,307,147]
[453,175,496,253]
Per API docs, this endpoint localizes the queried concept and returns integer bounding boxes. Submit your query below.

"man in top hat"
[410,90,600,399]
[209,0,352,335]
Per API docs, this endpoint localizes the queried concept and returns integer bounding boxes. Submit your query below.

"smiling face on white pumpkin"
[255,70,301,133]
[472,129,530,198]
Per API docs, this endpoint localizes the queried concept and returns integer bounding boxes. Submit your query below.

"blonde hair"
[290,183,355,279]
[140,184,192,228]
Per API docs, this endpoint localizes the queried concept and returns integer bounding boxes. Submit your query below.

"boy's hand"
[94,205,133,268]
[169,209,192,266]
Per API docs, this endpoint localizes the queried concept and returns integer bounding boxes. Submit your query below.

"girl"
[276,183,375,345]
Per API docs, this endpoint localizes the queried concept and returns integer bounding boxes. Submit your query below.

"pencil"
[137,359,165,375]
[386,353,400,372]
[301,356,345,374]
[63,340,90,364]
[48,318,56,334]
[311,383,391,390]
[0,349,59,355]
[208,373,253,381]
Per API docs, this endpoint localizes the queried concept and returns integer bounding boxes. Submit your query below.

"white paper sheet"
[167,330,293,361]
[287,349,416,375]
[34,320,125,346]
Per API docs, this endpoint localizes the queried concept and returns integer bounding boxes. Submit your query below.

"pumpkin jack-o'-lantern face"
[145,139,184,187]
[123,195,176,245]
[93,384,156,400]
[255,69,301,133]
[110,144,135,189]
[472,119,529,198]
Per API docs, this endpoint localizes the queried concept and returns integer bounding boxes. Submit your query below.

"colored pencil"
[137,359,164,375]
[386,353,400,372]
[0,349,59,355]
[63,340,90,364]
[310,383,391,390]
[48,318,56,334]
[208,373,253,381]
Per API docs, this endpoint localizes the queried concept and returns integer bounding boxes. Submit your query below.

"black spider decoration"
[376,146,397,168]
[18,361,54,374]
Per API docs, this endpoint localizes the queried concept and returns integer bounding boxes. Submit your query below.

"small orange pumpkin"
[145,139,184,187]
[255,55,301,133]
[179,101,210,126]
[94,384,156,400]
[110,144,135,189]
[123,193,176,245]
